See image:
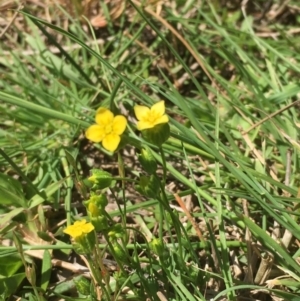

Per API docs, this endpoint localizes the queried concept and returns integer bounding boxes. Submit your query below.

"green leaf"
[40,250,52,291]
[0,272,26,297]
[29,179,64,208]
[0,208,24,229]
[55,240,72,256]
[0,173,26,207]
[0,254,23,277]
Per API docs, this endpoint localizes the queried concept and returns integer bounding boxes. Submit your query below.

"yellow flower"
[85,108,127,152]
[64,219,94,241]
[134,101,169,131]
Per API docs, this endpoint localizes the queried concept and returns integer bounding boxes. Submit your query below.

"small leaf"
[64,149,77,170]
[0,254,23,277]
[12,232,25,266]
[29,180,64,208]
[37,231,53,242]
[0,173,26,207]
[0,208,24,228]
[0,272,26,296]
[41,250,52,291]
[38,205,46,230]
[55,239,72,256]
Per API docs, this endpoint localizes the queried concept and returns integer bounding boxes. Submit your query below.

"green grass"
[1,1,300,300]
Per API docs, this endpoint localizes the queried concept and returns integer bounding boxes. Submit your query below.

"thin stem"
[157,147,179,250]
[0,148,43,201]
[159,146,167,187]
[118,152,127,226]
[94,232,111,293]
[86,255,111,301]
[104,233,127,275]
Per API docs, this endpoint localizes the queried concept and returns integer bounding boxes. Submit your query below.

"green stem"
[104,234,127,275]
[0,91,89,127]
[158,202,164,243]
[113,177,139,183]
[86,255,111,301]
[110,78,123,112]
[159,146,167,187]
[0,148,44,202]
[59,149,72,225]
[0,239,246,251]
[158,146,188,265]
[93,233,112,294]
[118,151,127,222]
[157,147,177,247]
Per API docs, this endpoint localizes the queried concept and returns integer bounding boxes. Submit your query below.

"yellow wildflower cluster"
[85,101,169,152]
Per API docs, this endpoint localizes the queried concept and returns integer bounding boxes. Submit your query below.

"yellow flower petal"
[134,105,150,121]
[150,101,165,117]
[74,220,87,226]
[86,108,128,150]
[82,223,95,233]
[112,115,127,135]
[85,125,105,142]
[153,114,169,126]
[64,221,83,238]
[136,120,154,131]
[64,228,82,238]
[134,101,168,130]
[63,219,94,239]
[102,134,121,152]
[95,108,114,126]
[63,226,75,236]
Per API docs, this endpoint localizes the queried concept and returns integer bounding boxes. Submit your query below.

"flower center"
[72,225,83,238]
[104,124,113,134]
[147,111,159,124]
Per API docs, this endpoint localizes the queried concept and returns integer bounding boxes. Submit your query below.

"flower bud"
[141,123,170,146]
[149,238,164,256]
[149,238,169,261]
[26,265,36,286]
[88,169,113,189]
[74,276,91,295]
[84,194,108,215]
[108,224,125,240]
[135,175,160,198]
[91,215,109,232]
[112,242,127,262]
[84,194,109,231]
[138,147,157,174]
[87,201,100,217]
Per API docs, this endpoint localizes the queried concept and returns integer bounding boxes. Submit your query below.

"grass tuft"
[1,1,300,300]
